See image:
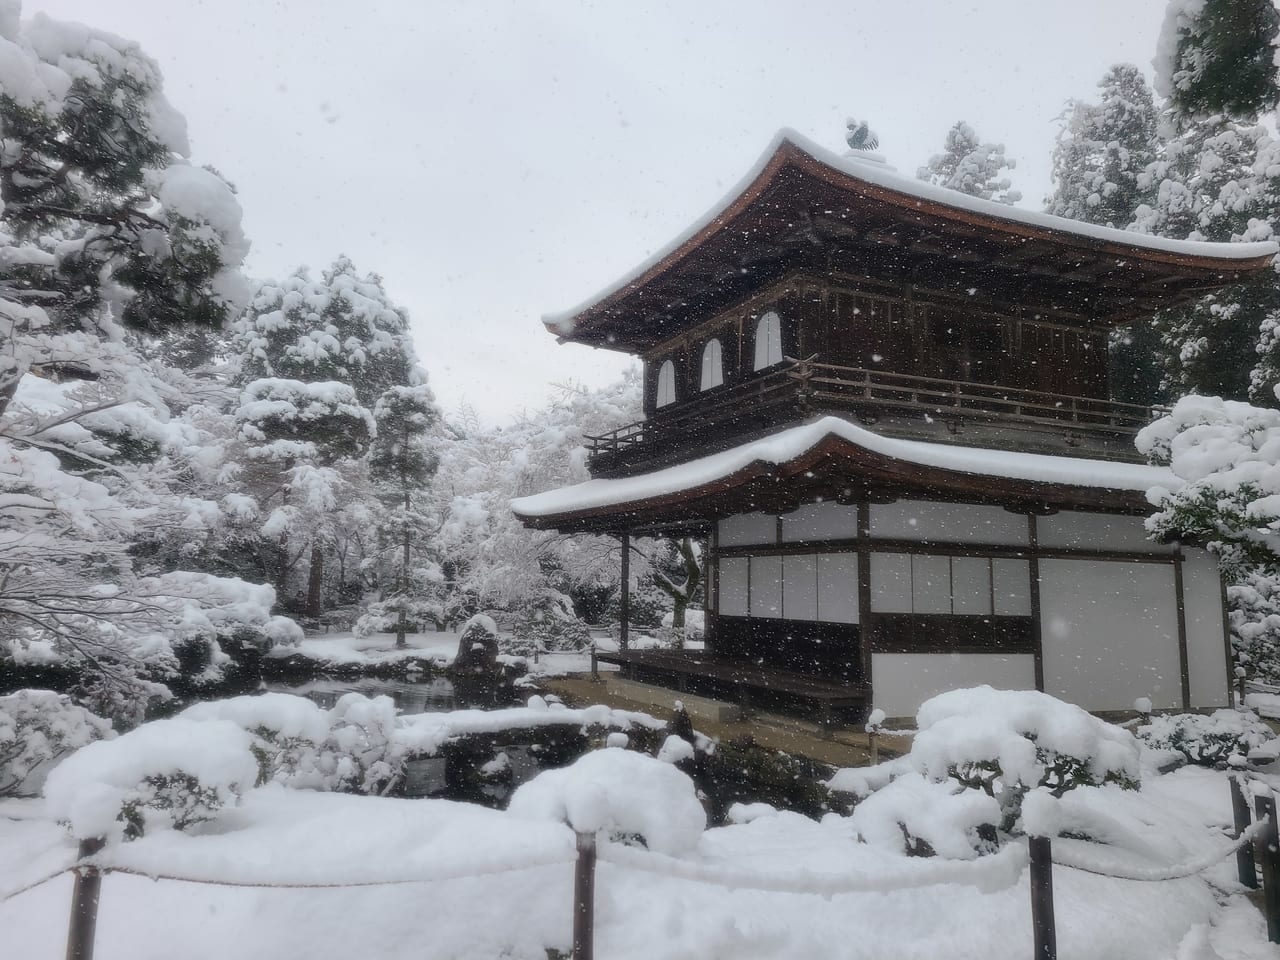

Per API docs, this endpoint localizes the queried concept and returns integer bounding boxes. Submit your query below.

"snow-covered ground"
[271,630,461,668]
[2,763,1277,959]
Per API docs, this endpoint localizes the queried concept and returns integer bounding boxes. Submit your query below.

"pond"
[267,675,520,714]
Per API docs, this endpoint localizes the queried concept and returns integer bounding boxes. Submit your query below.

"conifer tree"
[918,121,1021,204]
[365,383,440,647]
[1154,0,1280,121]
[1047,65,1164,404]
[230,257,416,618]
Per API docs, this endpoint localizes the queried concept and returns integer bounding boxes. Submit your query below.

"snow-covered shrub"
[910,687,1140,830]
[183,692,405,794]
[848,772,1000,859]
[1136,709,1275,766]
[43,717,260,840]
[508,592,591,657]
[1229,572,1280,684]
[0,690,114,797]
[323,693,405,794]
[508,746,705,855]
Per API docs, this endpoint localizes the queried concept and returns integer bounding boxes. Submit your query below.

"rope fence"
[5,774,1277,960]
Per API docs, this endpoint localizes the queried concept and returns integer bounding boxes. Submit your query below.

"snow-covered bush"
[43,717,260,840]
[910,687,1140,831]
[508,746,706,855]
[508,592,591,657]
[0,690,114,797]
[183,692,405,795]
[1229,572,1280,684]
[1136,709,1275,766]
[848,772,1000,859]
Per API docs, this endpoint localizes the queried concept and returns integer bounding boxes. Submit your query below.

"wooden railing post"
[573,831,597,960]
[619,533,630,652]
[65,837,105,960]
[1028,835,1057,960]
[1255,790,1280,943]
[1231,775,1259,888]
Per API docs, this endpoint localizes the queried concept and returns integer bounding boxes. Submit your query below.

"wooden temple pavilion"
[511,130,1278,723]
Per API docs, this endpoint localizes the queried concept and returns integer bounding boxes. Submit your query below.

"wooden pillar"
[65,837,105,960]
[1173,548,1191,709]
[572,832,597,960]
[1231,775,1258,889]
[1028,835,1057,960]
[619,532,630,652]
[1028,514,1045,692]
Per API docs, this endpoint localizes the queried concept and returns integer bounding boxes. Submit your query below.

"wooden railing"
[584,359,1166,469]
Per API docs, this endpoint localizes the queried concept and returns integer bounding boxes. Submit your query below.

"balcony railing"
[585,358,1166,473]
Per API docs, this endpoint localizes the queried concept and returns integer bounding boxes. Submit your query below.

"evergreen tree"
[1047,65,1159,228]
[918,121,1021,204]
[1130,114,1280,399]
[230,258,416,619]
[1154,0,1280,121]
[364,383,441,647]
[1047,65,1164,405]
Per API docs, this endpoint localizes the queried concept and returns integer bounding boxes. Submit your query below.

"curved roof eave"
[510,416,1175,530]
[543,129,1279,340]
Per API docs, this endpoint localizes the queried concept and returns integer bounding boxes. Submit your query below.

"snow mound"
[43,717,259,839]
[181,693,330,743]
[508,747,705,855]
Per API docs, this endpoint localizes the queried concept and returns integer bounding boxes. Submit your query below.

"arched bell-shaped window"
[700,338,724,391]
[655,359,677,408]
[753,310,784,370]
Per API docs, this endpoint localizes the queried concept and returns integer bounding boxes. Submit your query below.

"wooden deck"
[594,648,869,732]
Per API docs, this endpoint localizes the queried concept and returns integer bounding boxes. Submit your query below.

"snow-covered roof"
[510,416,1174,527]
[545,129,1278,344]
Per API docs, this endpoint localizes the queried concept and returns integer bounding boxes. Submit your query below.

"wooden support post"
[590,643,598,682]
[619,533,630,653]
[1028,835,1057,960]
[868,731,879,766]
[1231,775,1258,889]
[65,837,105,960]
[1255,790,1280,943]
[572,831,597,960]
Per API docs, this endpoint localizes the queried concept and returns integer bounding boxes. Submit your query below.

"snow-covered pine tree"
[0,6,304,723]
[363,382,441,647]
[1130,113,1279,400]
[917,121,1021,204]
[1153,0,1280,122]
[1047,65,1164,405]
[230,258,420,620]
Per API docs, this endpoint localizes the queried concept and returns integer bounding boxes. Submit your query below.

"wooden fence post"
[1028,835,1057,960]
[573,831,597,960]
[590,643,599,682]
[65,837,105,960]
[1255,790,1280,943]
[1231,775,1258,889]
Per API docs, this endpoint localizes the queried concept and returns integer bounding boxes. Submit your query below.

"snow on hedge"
[912,686,1141,792]
[43,717,260,840]
[508,747,705,855]
[1136,708,1275,766]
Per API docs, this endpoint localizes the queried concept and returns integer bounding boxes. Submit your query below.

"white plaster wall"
[872,653,1037,719]
[1036,512,1176,553]
[719,556,748,616]
[781,502,860,542]
[1182,547,1230,708]
[1039,559,1182,711]
[869,500,1028,545]
[718,512,777,547]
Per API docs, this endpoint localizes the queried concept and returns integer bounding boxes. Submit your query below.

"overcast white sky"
[34,0,1170,423]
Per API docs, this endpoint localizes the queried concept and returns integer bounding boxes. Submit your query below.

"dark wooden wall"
[641,273,1110,413]
[709,614,862,682]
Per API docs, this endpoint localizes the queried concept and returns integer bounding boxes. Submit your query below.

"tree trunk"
[395,491,411,649]
[306,543,325,621]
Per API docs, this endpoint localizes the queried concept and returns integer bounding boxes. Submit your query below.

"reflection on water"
[268,677,462,714]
